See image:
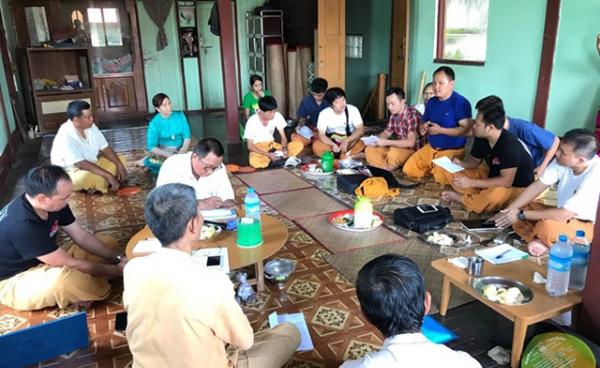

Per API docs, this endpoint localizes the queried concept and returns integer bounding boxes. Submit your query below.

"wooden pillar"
[577,198,600,344]
[532,0,560,128]
[216,0,240,143]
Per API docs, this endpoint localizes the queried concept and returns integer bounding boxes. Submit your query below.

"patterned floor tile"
[311,305,351,330]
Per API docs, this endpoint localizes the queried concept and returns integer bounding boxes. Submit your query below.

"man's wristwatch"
[517,210,526,221]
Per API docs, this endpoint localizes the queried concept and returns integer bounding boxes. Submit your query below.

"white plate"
[329,210,384,232]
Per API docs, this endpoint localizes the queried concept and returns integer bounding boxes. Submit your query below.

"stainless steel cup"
[467,256,484,277]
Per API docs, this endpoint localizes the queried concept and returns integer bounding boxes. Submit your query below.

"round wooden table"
[126,214,289,291]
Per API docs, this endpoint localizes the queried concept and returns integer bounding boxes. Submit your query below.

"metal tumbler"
[467,256,485,277]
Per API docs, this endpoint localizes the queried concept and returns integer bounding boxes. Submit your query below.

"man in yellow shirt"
[123,183,300,367]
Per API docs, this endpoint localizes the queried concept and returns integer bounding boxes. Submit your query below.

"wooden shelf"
[35,88,93,96]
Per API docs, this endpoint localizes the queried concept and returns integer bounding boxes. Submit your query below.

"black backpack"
[393,205,453,233]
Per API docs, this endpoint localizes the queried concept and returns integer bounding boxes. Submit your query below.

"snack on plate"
[199,225,218,240]
[482,285,524,305]
[426,232,454,246]
[332,214,353,226]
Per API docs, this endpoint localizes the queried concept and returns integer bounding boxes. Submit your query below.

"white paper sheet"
[191,247,230,273]
[432,156,465,174]
[360,135,380,146]
[475,243,528,265]
[268,311,314,351]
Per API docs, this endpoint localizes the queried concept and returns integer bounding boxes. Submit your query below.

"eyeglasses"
[197,157,223,173]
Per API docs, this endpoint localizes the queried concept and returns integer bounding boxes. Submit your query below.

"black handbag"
[336,174,368,194]
[393,205,453,233]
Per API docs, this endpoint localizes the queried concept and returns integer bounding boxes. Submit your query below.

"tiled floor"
[1,113,556,367]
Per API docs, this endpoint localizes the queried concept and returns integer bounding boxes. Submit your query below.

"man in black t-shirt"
[0,166,127,310]
[440,102,534,213]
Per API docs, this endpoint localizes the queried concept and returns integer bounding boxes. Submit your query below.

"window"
[87,8,123,47]
[435,0,489,65]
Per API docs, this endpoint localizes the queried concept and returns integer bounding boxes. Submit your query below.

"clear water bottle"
[569,230,590,291]
[546,234,573,297]
[244,187,261,221]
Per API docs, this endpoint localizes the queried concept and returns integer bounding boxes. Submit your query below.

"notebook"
[200,208,237,221]
[475,243,529,265]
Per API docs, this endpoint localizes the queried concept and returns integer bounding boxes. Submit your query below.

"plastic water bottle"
[545,234,573,297]
[569,230,590,291]
[244,187,261,221]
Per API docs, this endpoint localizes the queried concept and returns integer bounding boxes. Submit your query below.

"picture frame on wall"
[179,5,196,28]
[180,28,199,57]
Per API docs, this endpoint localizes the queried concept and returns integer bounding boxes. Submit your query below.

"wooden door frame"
[125,0,148,113]
[389,0,410,93]
[532,0,560,128]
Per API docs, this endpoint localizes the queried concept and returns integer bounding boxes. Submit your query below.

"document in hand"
[360,135,380,146]
[268,311,314,351]
[432,156,465,174]
[475,243,528,265]
[296,125,314,140]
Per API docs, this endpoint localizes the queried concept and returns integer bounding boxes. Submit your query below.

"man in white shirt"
[341,254,481,368]
[493,129,599,256]
[156,138,236,210]
[313,87,365,158]
[244,96,303,168]
[124,183,300,368]
[50,100,127,194]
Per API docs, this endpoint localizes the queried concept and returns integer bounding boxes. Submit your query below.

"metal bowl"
[264,259,295,283]
[472,276,533,305]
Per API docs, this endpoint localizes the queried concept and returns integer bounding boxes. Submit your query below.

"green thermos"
[321,151,334,173]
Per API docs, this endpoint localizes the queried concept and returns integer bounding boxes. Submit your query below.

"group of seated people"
[0,64,598,367]
[241,66,598,257]
[0,165,482,366]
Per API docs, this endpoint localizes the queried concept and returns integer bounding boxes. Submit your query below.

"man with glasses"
[156,138,236,210]
[50,100,128,194]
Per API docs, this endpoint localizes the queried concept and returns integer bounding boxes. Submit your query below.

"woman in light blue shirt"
[143,93,192,173]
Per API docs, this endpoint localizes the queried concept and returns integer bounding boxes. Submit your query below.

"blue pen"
[495,248,512,259]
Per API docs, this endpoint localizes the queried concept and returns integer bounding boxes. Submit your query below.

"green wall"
[0,0,17,153]
[545,0,600,135]
[408,0,545,122]
[345,0,392,107]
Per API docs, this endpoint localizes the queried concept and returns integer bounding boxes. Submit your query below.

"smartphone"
[115,312,127,331]
[417,205,438,214]
[461,219,496,231]
[206,255,222,267]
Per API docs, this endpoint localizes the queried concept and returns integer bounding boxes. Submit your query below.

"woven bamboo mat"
[295,214,403,253]
[324,237,474,314]
[236,169,313,195]
[261,188,347,220]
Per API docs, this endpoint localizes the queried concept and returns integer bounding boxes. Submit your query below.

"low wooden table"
[431,255,582,368]
[126,214,289,291]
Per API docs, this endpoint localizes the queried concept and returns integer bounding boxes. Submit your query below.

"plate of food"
[328,209,384,232]
[199,224,223,241]
[421,231,458,247]
[472,276,533,306]
[300,163,334,179]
